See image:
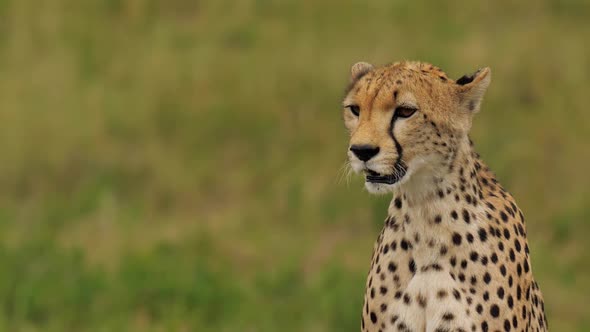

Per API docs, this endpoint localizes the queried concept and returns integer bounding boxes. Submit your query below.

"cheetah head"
[342,61,491,195]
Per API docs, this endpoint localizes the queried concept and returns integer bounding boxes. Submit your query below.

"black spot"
[452,233,462,245]
[514,239,522,252]
[388,262,397,272]
[468,100,476,111]
[370,311,377,323]
[400,239,410,251]
[497,287,505,299]
[391,315,399,324]
[403,293,411,304]
[483,272,491,284]
[462,209,470,223]
[478,228,488,242]
[470,251,479,262]
[394,197,402,209]
[481,256,489,265]
[490,304,500,317]
[434,215,442,224]
[442,312,454,321]
[465,194,472,204]
[491,253,498,263]
[451,210,458,220]
[500,211,508,222]
[408,259,416,274]
[476,304,483,314]
[417,294,427,307]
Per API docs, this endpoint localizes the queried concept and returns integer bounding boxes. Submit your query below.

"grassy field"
[0,0,589,331]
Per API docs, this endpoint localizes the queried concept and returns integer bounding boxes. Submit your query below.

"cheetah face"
[342,61,490,195]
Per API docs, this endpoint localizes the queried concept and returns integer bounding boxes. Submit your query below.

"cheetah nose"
[350,145,380,162]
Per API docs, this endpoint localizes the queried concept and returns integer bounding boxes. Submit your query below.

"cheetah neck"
[391,136,483,210]
[384,137,488,265]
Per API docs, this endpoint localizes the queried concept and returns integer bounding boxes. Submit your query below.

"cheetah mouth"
[364,164,407,184]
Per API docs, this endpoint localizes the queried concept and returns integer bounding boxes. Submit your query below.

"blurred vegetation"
[0,0,589,331]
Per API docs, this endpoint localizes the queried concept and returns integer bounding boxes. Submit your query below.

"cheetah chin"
[363,164,409,194]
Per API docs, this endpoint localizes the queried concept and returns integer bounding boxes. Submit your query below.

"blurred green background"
[0,0,589,331]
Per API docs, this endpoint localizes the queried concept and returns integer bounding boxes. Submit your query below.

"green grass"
[0,0,589,331]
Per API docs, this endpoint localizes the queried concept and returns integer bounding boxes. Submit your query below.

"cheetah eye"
[395,106,417,118]
[346,105,360,117]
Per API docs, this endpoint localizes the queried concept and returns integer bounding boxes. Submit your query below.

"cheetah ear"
[350,62,374,82]
[456,67,491,113]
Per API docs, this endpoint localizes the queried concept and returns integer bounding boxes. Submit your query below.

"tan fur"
[342,61,547,332]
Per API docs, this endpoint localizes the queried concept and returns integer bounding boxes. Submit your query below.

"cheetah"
[341,61,547,332]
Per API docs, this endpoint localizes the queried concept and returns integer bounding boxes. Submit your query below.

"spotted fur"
[342,61,547,332]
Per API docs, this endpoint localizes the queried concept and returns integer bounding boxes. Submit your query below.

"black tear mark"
[393,90,398,99]
[389,113,404,167]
